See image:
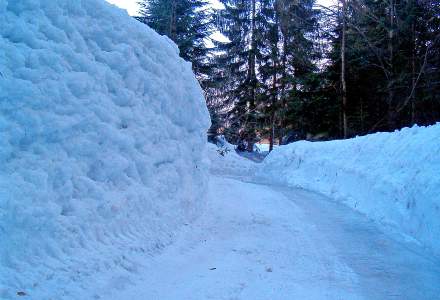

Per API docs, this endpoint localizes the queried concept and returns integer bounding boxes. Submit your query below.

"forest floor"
[106,167,440,300]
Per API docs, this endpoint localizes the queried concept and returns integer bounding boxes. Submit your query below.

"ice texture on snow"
[0,0,209,298]
[258,124,440,256]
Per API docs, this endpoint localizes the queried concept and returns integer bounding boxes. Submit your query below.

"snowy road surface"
[107,175,440,300]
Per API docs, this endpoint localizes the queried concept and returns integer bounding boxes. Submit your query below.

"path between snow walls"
[0,1,209,298]
[257,124,440,257]
[101,154,440,300]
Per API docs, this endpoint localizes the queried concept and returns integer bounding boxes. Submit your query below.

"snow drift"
[0,0,209,298]
[258,124,440,256]
[207,144,258,178]
[207,136,258,178]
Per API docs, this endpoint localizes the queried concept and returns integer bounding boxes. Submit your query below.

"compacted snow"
[1,0,439,298]
[258,124,440,257]
[207,143,258,178]
[107,147,440,300]
[0,0,209,298]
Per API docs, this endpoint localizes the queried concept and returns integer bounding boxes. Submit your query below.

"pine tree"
[276,0,320,143]
[215,0,264,151]
[258,0,282,151]
[321,0,440,136]
[137,0,213,84]
[208,0,440,143]
[213,0,321,149]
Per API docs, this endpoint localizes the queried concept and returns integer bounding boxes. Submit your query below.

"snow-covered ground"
[2,0,439,298]
[0,1,209,298]
[207,143,258,179]
[107,143,440,300]
[255,143,278,152]
[258,124,440,257]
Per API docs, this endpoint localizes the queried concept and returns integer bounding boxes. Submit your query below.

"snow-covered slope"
[0,0,209,298]
[258,124,440,256]
[207,143,258,178]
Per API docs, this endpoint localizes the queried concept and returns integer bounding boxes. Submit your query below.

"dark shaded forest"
[137,0,440,151]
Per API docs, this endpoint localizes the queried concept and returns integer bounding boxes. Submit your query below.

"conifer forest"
[137,0,440,150]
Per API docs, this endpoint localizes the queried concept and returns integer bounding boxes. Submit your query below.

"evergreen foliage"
[323,0,440,136]
[137,0,214,84]
[138,0,440,150]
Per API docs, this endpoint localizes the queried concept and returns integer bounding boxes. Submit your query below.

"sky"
[105,0,335,46]
[106,0,334,16]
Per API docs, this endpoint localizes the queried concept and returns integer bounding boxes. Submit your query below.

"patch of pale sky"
[106,0,335,46]
[106,0,335,17]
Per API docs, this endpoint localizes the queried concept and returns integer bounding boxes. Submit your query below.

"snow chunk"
[0,0,209,298]
[258,124,440,257]
[207,140,258,178]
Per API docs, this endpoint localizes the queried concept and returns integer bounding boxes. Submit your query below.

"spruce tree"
[215,0,263,150]
[277,0,320,142]
[323,0,440,135]
[258,0,282,150]
[137,0,213,84]
[213,0,321,149]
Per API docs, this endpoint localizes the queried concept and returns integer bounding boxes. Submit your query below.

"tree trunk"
[246,0,257,152]
[360,97,364,133]
[278,35,288,145]
[411,21,417,124]
[250,0,256,111]
[269,5,279,152]
[269,111,275,152]
[387,0,396,129]
[341,0,348,138]
[169,0,178,41]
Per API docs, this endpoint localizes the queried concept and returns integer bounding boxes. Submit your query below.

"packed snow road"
[108,175,440,300]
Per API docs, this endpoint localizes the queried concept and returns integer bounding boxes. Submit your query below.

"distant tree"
[213,0,263,151]
[137,0,214,85]
[140,0,440,146]
[276,0,321,143]
[258,0,281,151]
[323,0,440,136]
[212,0,321,150]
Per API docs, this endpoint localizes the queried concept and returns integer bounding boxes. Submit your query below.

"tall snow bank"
[258,124,440,256]
[0,0,209,298]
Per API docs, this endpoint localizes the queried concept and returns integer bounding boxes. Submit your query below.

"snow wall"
[0,0,210,298]
[258,124,440,256]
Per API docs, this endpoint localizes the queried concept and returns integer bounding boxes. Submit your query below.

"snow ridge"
[258,124,440,257]
[0,0,209,298]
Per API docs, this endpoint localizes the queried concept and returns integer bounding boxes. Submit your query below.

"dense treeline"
[328,0,440,138]
[137,0,440,151]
